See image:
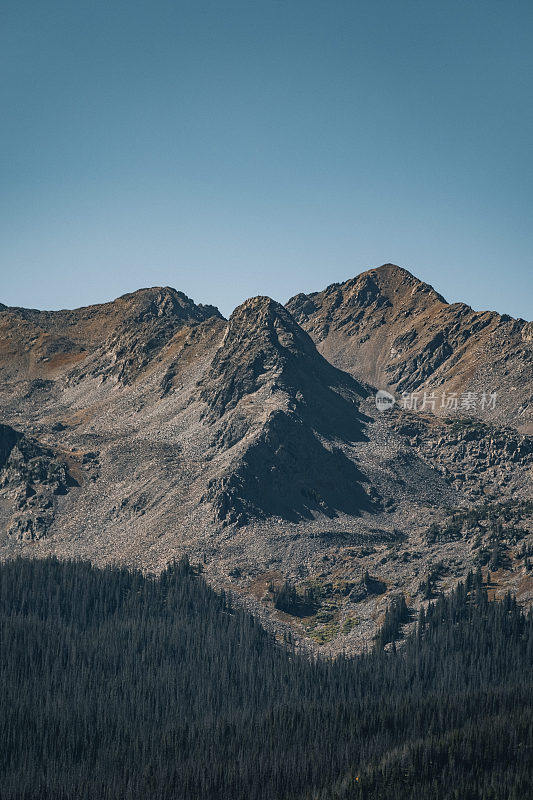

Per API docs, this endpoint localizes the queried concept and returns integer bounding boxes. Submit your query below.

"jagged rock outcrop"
[390,414,533,499]
[200,296,368,428]
[69,287,223,384]
[0,424,75,540]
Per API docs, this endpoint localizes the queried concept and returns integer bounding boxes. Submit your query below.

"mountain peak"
[199,298,318,418]
[235,294,281,311]
[286,264,446,323]
[286,264,530,427]
[92,286,223,325]
[373,262,414,276]
[331,263,447,307]
[0,286,223,387]
[198,297,371,525]
[365,263,447,303]
[226,295,314,352]
[199,291,367,422]
[229,295,292,328]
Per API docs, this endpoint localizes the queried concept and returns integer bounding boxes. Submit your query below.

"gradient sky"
[1,0,532,319]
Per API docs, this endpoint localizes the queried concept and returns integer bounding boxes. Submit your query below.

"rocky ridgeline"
[0,286,223,391]
[65,287,223,385]
[287,264,532,429]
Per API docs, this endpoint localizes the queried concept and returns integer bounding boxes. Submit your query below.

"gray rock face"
[0,424,75,539]
[200,295,367,419]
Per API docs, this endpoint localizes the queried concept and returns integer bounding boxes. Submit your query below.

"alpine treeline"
[1,557,532,800]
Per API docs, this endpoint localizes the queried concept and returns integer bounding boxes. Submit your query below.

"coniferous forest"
[1,557,532,800]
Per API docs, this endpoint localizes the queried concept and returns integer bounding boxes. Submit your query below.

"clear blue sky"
[1,0,532,319]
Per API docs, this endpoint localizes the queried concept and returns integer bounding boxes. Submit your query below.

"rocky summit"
[287,264,532,431]
[1,266,532,652]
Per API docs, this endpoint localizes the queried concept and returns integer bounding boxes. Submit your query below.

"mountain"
[287,264,532,432]
[198,296,373,525]
[0,270,531,652]
[0,286,222,388]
